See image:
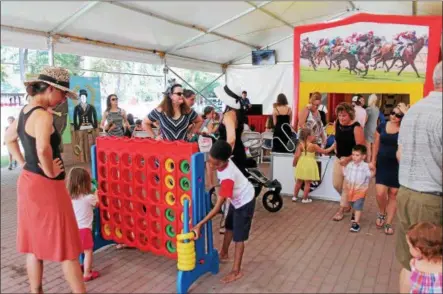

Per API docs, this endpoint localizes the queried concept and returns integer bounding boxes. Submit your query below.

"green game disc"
[180,160,190,174]
[166,240,176,253]
[165,208,175,222]
[166,224,175,238]
[180,177,191,191]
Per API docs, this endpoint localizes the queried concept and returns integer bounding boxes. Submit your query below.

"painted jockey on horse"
[353,31,374,55]
[393,31,417,57]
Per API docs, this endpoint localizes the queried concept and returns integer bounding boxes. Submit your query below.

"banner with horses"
[293,13,442,122]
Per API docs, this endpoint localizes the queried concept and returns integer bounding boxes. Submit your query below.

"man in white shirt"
[352,95,367,128]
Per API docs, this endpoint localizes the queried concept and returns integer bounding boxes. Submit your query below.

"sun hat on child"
[24,66,77,99]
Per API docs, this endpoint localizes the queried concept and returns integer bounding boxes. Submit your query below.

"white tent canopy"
[1,1,441,113]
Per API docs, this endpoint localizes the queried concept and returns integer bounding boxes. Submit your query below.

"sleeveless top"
[335,120,360,158]
[17,106,65,180]
[376,122,399,162]
[409,258,442,294]
[147,108,197,141]
[106,109,125,137]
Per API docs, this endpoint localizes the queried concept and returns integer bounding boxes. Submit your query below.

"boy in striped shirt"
[342,145,375,232]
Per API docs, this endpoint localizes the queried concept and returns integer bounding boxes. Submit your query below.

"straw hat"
[213,85,242,110]
[24,66,77,99]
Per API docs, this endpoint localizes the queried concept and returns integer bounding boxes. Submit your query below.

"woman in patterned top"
[144,84,202,141]
[101,94,130,137]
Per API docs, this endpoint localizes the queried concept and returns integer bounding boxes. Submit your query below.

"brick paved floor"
[1,164,401,293]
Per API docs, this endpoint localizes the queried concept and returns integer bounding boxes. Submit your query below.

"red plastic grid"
[96,137,198,259]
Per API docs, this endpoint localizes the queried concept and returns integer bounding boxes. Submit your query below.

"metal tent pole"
[166,65,220,110]
[48,36,55,66]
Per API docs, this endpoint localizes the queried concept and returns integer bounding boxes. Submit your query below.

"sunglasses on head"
[390,111,403,118]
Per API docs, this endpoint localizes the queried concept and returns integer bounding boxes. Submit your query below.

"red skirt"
[17,170,82,262]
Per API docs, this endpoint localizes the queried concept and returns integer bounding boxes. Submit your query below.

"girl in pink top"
[405,222,442,294]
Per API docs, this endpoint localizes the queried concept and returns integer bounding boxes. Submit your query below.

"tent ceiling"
[1,1,441,73]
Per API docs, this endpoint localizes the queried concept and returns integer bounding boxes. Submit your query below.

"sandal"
[84,271,100,282]
[375,212,386,229]
[332,212,344,222]
[384,223,394,235]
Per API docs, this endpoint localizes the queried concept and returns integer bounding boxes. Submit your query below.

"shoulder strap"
[275,107,280,114]
[23,106,45,117]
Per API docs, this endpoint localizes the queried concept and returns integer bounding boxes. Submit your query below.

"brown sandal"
[332,212,344,221]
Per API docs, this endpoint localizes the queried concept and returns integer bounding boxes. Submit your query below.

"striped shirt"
[398,91,442,194]
[343,161,372,202]
[147,108,197,141]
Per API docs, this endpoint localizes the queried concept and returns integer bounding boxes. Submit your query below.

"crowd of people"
[3,60,442,292]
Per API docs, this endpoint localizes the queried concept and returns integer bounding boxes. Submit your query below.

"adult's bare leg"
[26,254,43,294]
[61,259,86,293]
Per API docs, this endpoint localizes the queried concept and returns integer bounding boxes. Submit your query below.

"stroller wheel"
[262,191,283,213]
[208,187,223,214]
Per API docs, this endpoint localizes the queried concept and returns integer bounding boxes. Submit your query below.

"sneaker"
[302,198,312,204]
[292,197,297,202]
[350,222,360,232]
[7,165,12,170]
[351,213,355,222]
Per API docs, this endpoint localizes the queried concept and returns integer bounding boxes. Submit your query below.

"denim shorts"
[349,198,365,211]
[225,199,256,242]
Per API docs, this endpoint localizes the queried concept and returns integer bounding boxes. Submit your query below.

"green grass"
[300,66,426,83]
[1,156,10,168]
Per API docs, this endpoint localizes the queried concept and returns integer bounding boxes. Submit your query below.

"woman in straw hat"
[4,67,86,293]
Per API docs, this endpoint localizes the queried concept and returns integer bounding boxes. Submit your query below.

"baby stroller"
[209,131,283,213]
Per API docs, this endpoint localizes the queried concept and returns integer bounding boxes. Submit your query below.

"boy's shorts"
[349,198,365,211]
[225,198,256,242]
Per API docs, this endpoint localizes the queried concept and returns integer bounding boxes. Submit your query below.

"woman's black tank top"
[335,120,360,158]
[17,106,65,180]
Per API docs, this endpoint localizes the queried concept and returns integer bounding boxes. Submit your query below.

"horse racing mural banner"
[294,13,442,104]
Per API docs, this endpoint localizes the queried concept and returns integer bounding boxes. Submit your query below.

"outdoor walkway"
[1,165,401,293]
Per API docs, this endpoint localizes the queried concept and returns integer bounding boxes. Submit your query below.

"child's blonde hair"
[299,127,313,154]
[407,222,442,263]
[67,167,92,199]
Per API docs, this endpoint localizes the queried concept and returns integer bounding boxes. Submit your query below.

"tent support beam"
[165,1,271,54]
[412,1,417,15]
[225,9,353,65]
[48,36,55,66]
[109,1,261,53]
[165,65,221,110]
[1,25,222,69]
[49,2,100,35]
[348,1,356,10]
[246,1,294,29]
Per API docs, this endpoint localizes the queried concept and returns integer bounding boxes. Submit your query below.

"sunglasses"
[173,92,184,97]
[111,98,118,101]
[390,111,403,118]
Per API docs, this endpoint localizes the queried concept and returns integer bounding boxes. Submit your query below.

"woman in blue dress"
[370,103,408,235]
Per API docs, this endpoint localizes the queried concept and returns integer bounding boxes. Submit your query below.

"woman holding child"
[331,102,365,222]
